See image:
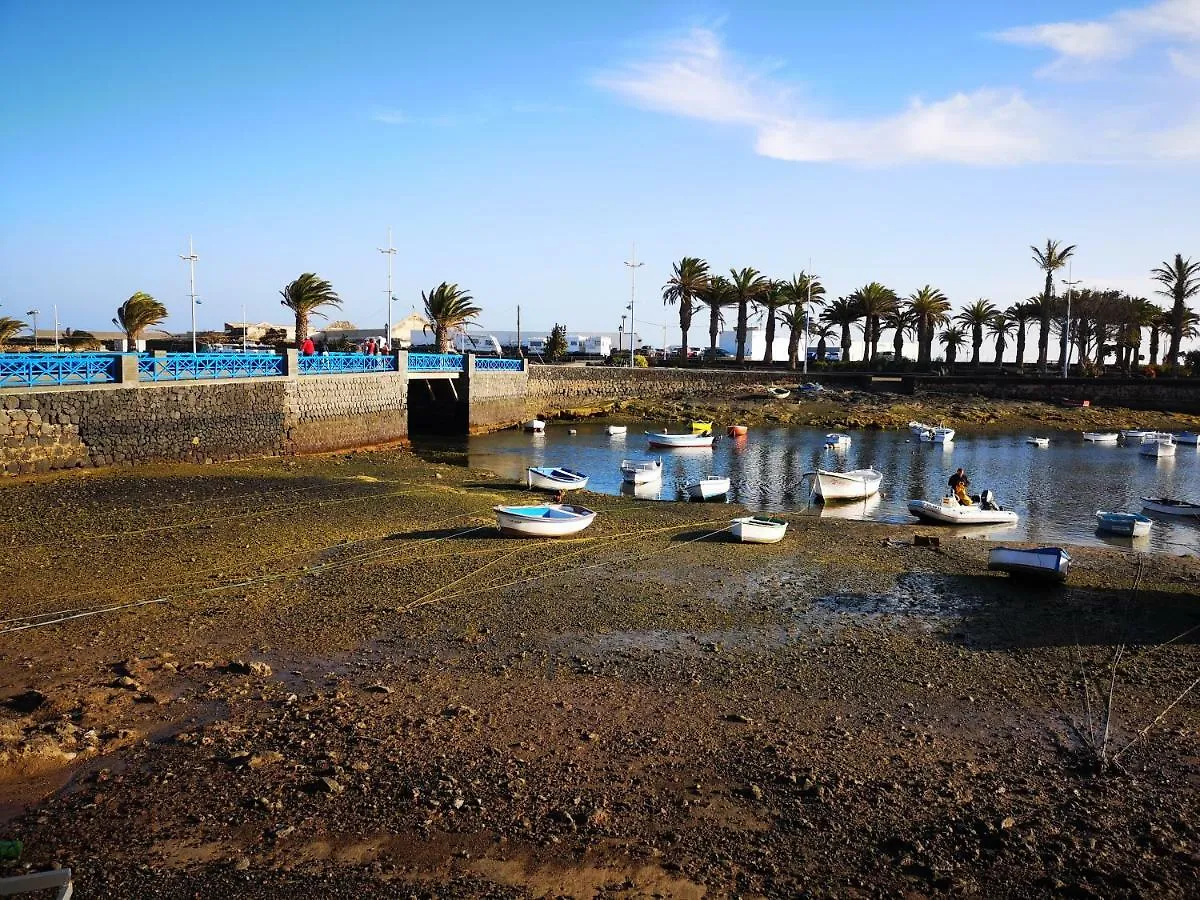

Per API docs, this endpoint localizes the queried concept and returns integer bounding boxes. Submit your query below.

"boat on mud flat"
[1140,434,1176,458]
[690,420,714,435]
[524,418,546,433]
[726,424,749,437]
[1140,496,1200,517]
[605,424,627,436]
[1096,510,1152,537]
[685,477,731,501]
[811,468,883,501]
[907,492,1019,526]
[493,503,596,537]
[766,387,791,400]
[824,433,852,449]
[1082,431,1119,443]
[988,546,1071,581]
[620,458,663,484]
[645,430,715,449]
[1026,437,1049,448]
[526,466,589,491]
[730,516,788,544]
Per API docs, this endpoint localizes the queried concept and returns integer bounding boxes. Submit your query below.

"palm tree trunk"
[787,325,800,370]
[817,335,828,360]
[735,300,748,365]
[841,324,852,362]
[708,304,720,353]
[893,328,903,361]
[296,311,308,347]
[763,308,777,365]
[1015,326,1026,368]
[1037,316,1050,371]
[1149,327,1160,365]
[1168,295,1183,366]
[917,319,929,367]
[972,328,982,367]
[436,325,451,353]
[995,336,1006,368]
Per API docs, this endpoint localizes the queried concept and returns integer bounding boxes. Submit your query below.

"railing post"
[280,349,299,378]
[464,351,476,376]
[394,349,408,377]
[115,354,140,384]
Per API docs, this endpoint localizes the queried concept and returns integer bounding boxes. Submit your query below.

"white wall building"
[717,327,790,361]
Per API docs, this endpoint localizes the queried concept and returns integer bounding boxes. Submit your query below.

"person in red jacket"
[300,336,315,356]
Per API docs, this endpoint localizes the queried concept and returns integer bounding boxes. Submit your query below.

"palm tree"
[1165,308,1199,358]
[1150,253,1200,366]
[779,307,804,370]
[882,307,913,362]
[1030,239,1076,372]
[905,286,951,368]
[821,297,861,363]
[987,312,1014,368]
[279,274,341,347]
[1119,297,1157,372]
[757,280,792,365]
[728,267,770,364]
[810,322,835,363]
[0,315,27,348]
[112,292,168,349]
[778,272,826,367]
[1147,309,1169,366]
[848,283,899,364]
[421,283,481,353]
[955,298,998,368]
[939,326,967,367]
[1025,291,1060,372]
[662,257,709,360]
[700,274,735,354]
[1007,302,1033,369]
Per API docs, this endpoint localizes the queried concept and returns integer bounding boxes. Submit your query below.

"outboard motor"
[977,489,999,511]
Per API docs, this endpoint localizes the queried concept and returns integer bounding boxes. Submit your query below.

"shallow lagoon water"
[424,422,1200,555]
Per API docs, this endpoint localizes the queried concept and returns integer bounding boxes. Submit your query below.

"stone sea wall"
[526,365,778,413]
[286,373,409,453]
[466,365,528,433]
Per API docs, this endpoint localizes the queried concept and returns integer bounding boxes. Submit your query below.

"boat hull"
[493,504,596,537]
[730,517,788,544]
[908,499,1019,526]
[1140,440,1176,457]
[527,467,588,491]
[1082,432,1118,442]
[605,425,627,436]
[646,432,715,448]
[1096,511,1152,537]
[685,478,731,501]
[767,388,791,399]
[1140,497,1200,517]
[524,419,546,432]
[1175,431,1198,445]
[1026,437,1049,448]
[620,459,663,484]
[824,434,851,449]
[988,547,1071,581]
[919,427,955,443]
[813,468,882,501]
[726,425,748,437]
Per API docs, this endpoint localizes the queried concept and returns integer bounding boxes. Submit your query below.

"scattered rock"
[3,690,47,714]
[226,661,272,677]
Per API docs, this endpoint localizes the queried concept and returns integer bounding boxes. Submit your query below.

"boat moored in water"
[493,503,596,537]
[1082,431,1119,443]
[988,547,1071,581]
[1026,437,1049,448]
[1141,496,1200,517]
[605,424,627,436]
[690,420,714,435]
[730,516,788,544]
[1139,434,1176,458]
[919,426,956,443]
[1174,431,1199,446]
[524,418,546,433]
[811,468,882,501]
[646,430,715,448]
[526,466,589,491]
[685,477,731,501]
[726,424,748,437]
[620,458,663,484]
[824,433,852,449]
[1096,510,1152,537]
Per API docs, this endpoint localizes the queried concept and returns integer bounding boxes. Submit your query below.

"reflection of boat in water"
[619,479,661,500]
[944,522,1020,539]
[818,493,882,520]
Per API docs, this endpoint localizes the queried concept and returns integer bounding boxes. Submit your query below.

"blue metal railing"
[299,353,398,375]
[0,353,117,387]
[409,352,464,372]
[138,353,285,382]
[473,357,524,372]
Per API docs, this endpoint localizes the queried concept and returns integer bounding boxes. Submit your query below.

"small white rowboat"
[811,468,882,501]
[605,424,627,436]
[494,503,596,537]
[1140,434,1175,458]
[919,426,956,443]
[1082,432,1119,443]
[526,466,588,491]
[730,516,788,544]
[685,477,731,501]
[524,418,546,433]
[1026,437,1049,448]
[908,498,1019,526]
[1141,497,1200,517]
[988,547,1071,581]
[824,433,852,449]
[646,431,715,448]
[620,458,663,484]
[1096,510,1152,537]
[766,387,791,400]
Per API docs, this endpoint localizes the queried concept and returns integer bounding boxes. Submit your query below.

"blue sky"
[1,0,1198,344]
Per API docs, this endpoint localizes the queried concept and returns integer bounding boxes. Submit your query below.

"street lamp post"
[27,309,39,349]
[378,227,397,347]
[53,304,59,351]
[624,244,644,370]
[1061,273,1081,379]
[180,236,199,353]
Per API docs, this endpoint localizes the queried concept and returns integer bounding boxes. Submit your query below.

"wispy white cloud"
[994,0,1200,74]
[371,108,411,125]
[593,20,1200,166]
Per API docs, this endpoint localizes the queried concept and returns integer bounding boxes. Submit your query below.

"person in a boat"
[948,468,972,505]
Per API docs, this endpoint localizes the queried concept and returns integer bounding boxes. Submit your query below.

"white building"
[717,327,790,361]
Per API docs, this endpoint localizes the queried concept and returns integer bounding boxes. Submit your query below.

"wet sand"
[1,448,1197,897]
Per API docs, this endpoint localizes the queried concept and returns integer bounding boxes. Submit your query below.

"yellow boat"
[690,420,713,435]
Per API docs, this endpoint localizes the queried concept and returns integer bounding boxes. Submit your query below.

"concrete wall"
[465,359,529,433]
[527,365,781,414]
[0,374,408,476]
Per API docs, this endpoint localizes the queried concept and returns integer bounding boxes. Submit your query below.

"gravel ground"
[0,447,1197,898]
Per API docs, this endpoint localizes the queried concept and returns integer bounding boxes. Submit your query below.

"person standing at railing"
[301,336,315,356]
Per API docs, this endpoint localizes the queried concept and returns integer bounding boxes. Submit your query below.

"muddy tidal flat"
[1,449,1197,898]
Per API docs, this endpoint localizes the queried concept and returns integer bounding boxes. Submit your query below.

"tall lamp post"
[27,309,39,349]
[378,227,397,347]
[1061,273,1081,379]
[53,304,59,351]
[624,244,643,370]
[180,236,199,353]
